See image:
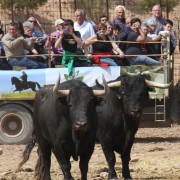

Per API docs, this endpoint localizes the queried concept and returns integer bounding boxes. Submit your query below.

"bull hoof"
[109,178,119,180]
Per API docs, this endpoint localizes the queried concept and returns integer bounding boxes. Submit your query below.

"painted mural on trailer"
[0,66,167,100]
[0,66,121,100]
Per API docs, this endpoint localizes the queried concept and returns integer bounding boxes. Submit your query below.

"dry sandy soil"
[0,126,180,180]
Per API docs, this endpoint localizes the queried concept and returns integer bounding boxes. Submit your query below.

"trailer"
[0,36,177,144]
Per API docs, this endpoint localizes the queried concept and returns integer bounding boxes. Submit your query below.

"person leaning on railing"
[0,21,12,70]
[123,18,161,66]
[55,19,91,75]
[1,22,47,69]
[83,23,129,67]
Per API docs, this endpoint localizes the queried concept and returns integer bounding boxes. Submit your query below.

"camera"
[63,29,68,33]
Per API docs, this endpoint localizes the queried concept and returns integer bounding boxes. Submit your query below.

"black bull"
[95,75,171,180]
[18,75,171,180]
[18,75,109,180]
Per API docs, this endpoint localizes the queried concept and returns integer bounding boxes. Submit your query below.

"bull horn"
[107,81,121,87]
[53,74,70,96]
[93,75,110,96]
[145,79,172,89]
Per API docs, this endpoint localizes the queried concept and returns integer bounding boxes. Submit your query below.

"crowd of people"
[0,4,177,73]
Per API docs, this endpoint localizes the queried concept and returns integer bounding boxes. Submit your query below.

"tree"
[138,0,180,18]
[0,0,48,21]
[0,0,47,11]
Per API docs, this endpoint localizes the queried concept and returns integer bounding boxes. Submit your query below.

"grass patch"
[0,91,36,100]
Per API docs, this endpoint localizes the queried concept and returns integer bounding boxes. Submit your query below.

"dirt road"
[0,126,180,180]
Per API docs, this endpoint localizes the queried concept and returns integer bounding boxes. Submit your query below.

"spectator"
[0,21,12,70]
[99,15,108,25]
[112,24,121,44]
[143,20,162,60]
[112,5,127,40]
[27,17,48,52]
[2,22,47,69]
[124,18,161,65]
[45,19,65,66]
[125,17,131,27]
[146,19,158,38]
[23,21,38,54]
[23,21,48,67]
[142,5,166,34]
[27,16,47,37]
[85,15,97,33]
[106,21,113,36]
[84,23,128,67]
[158,19,177,55]
[55,19,91,75]
[74,9,95,42]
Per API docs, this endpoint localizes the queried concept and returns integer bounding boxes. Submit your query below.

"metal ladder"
[155,95,166,122]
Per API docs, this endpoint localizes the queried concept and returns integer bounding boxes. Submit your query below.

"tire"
[0,104,33,144]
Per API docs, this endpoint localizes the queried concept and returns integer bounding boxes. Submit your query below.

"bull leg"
[53,148,74,180]
[36,143,52,180]
[121,132,135,180]
[100,140,117,180]
[79,142,95,180]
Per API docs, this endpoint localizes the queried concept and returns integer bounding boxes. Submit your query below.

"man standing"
[74,9,95,42]
[142,5,166,34]
[112,5,127,40]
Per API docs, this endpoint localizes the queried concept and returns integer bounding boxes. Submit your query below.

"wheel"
[0,104,33,144]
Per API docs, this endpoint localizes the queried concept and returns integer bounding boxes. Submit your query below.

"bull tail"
[35,82,41,89]
[16,134,36,172]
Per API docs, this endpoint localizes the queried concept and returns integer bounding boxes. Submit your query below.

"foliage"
[0,0,47,10]
[137,0,180,13]
[73,0,109,24]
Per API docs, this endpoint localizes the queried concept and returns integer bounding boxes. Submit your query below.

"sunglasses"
[98,28,106,31]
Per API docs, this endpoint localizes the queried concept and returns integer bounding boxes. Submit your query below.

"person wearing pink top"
[45,19,65,67]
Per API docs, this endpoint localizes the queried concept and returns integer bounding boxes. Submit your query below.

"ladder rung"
[155,119,166,122]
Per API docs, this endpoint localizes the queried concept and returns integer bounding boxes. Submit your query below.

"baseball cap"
[55,19,64,26]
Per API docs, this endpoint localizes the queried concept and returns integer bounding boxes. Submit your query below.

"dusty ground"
[0,126,180,180]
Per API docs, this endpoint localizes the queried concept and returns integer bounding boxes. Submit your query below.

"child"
[158,19,177,55]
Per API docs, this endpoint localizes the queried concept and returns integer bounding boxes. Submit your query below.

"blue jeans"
[8,57,47,69]
[100,58,118,66]
[128,55,161,66]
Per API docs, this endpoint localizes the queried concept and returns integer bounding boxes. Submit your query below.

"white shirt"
[74,20,95,41]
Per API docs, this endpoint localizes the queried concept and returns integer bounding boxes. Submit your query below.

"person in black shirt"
[55,19,91,75]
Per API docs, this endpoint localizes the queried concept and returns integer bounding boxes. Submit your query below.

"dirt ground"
[0,126,180,180]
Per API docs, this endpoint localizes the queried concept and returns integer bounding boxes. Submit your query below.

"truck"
[0,36,178,144]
